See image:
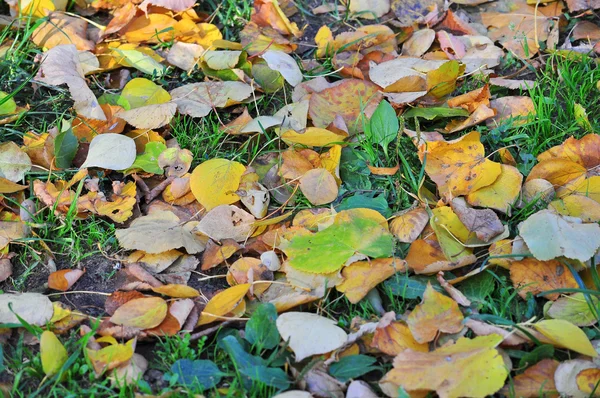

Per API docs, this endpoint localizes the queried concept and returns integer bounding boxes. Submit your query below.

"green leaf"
[517,344,554,368]
[252,61,284,93]
[114,49,166,77]
[457,272,494,305]
[171,359,223,389]
[240,365,290,390]
[98,93,131,110]
[0,91,17,116]
[129,142,167,174]
[369,100,398,154]
[383,273,443,299]
[329,355,378,382]
[403,107,469,121]
[337,194,391,218]
[245,303,280,351]
[285,209,394,273]
[54,125,79,169]
[219,335,266,369]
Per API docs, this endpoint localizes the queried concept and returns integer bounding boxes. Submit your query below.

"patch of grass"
[203,0,252,41]
[154,334,207,372]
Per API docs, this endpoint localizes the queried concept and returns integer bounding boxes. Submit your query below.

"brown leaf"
[502,359,560,397]
[299,168,338,205]
[389,206,429,243]
[32,14,95,51]
[201,239,241,270]
[105,291,145,316]
[450,198,504,242]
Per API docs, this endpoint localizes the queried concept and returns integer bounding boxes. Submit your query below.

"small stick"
[131,174,150,196]
[145,176,175,203]
[188,320,236,341]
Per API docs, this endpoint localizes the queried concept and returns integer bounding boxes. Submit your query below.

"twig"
[131,174,150,196]
[145,176,175,203]
[188,320,236,341]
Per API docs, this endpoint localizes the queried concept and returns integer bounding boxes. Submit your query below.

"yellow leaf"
[280,127,347,147]
[426,60,464,98]
[381,334,507,398]
[389,206,429,243]
[41,331,68,377]
[532,319,598,357]
[466,164,523,213]
[121,78,171,109]
[315,26,333,58]
[86,340,134,375]
[110,297,168,329]
[549,195,600,222]
[336,258,405,303]
[577,368,600,394]
[421,131,502,199]
[197,283,250,326]
[407,282,464,343]
[190,158,246,211]
[152,284,200,298]
[124,14,176,44]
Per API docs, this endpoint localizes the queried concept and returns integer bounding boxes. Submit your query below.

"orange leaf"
[201,239,241,270]
[509,258,578,301]
[48,269,85,292]
[336,258,405,303]
[152,284,200,298]
[501,359,559,397]
[389,206,429,243]
[371,320,428,356]
[407,282,464,343]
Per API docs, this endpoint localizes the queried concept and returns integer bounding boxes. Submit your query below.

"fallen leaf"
[197,283,250,326]
[466,164,523,213]
[152,284,200,298]
[80,133,136,170]
[299,168,338,205]
[577,367,600,395]
[371,320,428,356]
[402,28,435,56]
[0,293,53,326]
[309,79,382,135]
[124,14,176,44]
[32,13,94,51]
[519,210,600,262]
[285,209,394,274]
[201,239,241,270]
[40,331,68,377]
[190,158,246,211]
[407,282,464,343]
[171,81,253,118]
[348,0,390,19]
[262,50,302,86]
[35,45,105,121]
[389,206,429,243]
[110,297,168,329]
[336,258,405,303]
[86,338,134,375]
[531,319,597,357]
[501,359,559,397]
[510,258,577,301]
[450,198,505,242]
[547,293,598,326]
[196,205,255,242]
[48,269,85,291]
[0,141,31,182]
[381,334,508,398]
[420,131,502,199]
[115,211,206,254]
[276,312,347,362]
